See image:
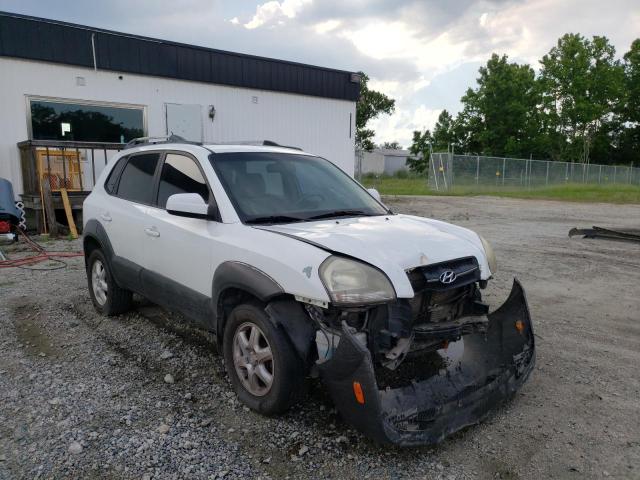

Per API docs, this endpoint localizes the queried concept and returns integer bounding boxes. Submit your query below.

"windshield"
[210,152,389,223]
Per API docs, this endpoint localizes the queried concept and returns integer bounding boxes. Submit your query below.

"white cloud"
[341,20,472,81]
[370,105,443,148]
[229,16,239,25]
[314,19,341,34]
[244,0,311,29]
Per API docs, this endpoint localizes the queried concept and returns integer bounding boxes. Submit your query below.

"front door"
[143,152,217,324]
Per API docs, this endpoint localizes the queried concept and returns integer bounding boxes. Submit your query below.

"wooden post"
[60,188,78,239]
[41,178,58,236]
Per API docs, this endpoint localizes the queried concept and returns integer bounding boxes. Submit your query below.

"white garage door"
[165,103,203,142]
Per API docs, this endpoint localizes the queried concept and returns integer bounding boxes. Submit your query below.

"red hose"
[0,229,83,269]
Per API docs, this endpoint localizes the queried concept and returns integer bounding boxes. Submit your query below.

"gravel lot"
[1,196,639,480]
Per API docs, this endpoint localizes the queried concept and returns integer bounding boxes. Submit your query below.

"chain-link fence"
[428,153,640,191]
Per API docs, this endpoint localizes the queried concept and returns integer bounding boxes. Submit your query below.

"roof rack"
[212,140,302,151]
[123,134,201,149]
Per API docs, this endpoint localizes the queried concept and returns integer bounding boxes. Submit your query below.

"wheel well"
[83,236,102,266]
[215,288,295,341]
[216,288,261,338]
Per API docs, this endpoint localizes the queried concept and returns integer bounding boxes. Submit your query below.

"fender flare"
[212,261,284,337]
[83,219,115,262]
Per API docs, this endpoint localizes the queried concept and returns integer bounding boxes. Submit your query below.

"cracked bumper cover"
[318,278,535,446]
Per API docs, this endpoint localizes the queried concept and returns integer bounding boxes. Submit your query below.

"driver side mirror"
[367,188,382,202]
[166,193,214,220]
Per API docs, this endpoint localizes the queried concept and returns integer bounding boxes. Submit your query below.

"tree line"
[399,34,640,173]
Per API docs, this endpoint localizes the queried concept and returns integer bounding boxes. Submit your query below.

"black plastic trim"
[212,261,284,337]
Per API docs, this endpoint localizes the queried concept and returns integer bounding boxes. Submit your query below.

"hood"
[259,214,490,298]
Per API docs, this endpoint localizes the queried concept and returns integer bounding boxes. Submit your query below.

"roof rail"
[123,134,201,149]
[213,140,303,151]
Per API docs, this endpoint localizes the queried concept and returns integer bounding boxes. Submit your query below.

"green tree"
[406,129,433,173]
[616,39,640,164]
[457,54,544,157]
[356,73,396,151]
[406,110,457,173]
[539,34,625,163]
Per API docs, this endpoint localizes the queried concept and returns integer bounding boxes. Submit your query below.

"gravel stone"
[1,197,638,479]
[163,374,175,384]
[160,350,174,360]
[68,442,83,455]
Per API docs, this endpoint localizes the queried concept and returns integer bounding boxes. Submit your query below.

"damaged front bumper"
[317,278,535,446]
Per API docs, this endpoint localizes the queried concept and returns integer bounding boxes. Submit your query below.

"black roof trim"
[0,11,361,102]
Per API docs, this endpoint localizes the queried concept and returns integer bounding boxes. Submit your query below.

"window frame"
[108,151,164,207]
[26,95,148,142]
[154,150,216,216]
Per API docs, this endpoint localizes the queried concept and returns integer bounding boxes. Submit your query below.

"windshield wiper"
[246,215,306,225]
[306,210,371,220]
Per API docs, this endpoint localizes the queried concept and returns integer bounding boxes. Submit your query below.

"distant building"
[358,148,415,175]
[0,11,361,201]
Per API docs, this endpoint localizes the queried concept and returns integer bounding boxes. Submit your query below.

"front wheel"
[87,249,132,316]
[223,303,304,415]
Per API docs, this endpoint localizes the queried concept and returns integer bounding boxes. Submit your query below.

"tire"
[223,302,305,415]
[87,249,132,316]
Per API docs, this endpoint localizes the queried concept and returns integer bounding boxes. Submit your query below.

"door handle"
[144,227,160,238]
[100,213,112,222]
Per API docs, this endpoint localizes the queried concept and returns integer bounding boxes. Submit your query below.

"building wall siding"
[0,57,356,196]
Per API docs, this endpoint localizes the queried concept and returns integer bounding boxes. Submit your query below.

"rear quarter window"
[104,157,127,194]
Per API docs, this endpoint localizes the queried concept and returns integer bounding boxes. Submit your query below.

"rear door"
[103,151,162,292]
[143,152,217,323]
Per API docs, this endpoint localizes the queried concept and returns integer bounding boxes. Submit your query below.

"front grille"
[407,256,480,293]
[406,257,481,325]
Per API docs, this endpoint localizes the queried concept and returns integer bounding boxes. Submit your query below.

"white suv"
[83,139,535,446]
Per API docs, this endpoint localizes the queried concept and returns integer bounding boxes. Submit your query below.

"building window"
[29,98,145,143]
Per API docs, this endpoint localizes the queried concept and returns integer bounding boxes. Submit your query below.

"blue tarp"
[0,178,20,221]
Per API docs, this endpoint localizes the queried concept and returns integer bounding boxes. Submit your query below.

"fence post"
[440,155,448,190]
[476,155,480,185]
[546,161,549,185]
[599,165,602,184]
[614,166,617,183]
[430,154,439,191]
[502,158,506,186]
[565,162,569,183]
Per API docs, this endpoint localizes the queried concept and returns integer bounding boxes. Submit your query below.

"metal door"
[165,103,203,142]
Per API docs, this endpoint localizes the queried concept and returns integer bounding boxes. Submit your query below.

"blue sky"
[1,0,638,147]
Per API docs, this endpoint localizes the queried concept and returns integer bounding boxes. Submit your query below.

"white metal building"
[0,11,361,201]
[359,148,413,176]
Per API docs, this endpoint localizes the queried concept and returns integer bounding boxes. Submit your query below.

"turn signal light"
[515,320,525,334]
[353,381,365,404]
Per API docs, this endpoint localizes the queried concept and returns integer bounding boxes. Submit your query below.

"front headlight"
[478,235,498,274]
[319,256,396,305]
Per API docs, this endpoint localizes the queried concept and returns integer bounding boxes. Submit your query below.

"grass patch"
[360,178,640,204]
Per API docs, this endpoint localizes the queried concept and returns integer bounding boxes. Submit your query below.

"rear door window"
[116,153,161,204]
[157,153,209,208]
